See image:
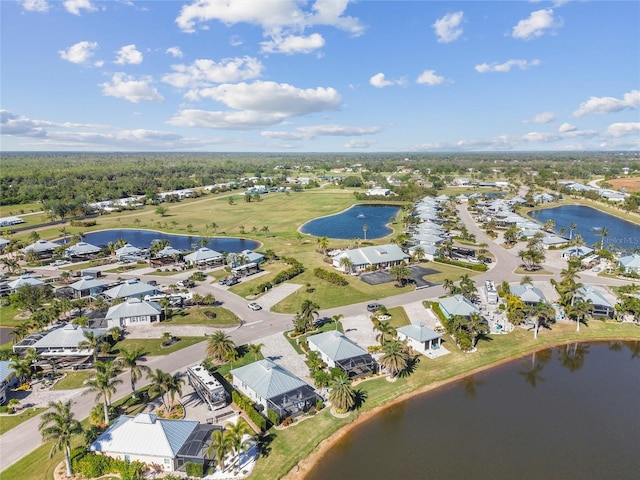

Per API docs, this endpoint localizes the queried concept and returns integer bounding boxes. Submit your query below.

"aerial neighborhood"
[0,152,639,480]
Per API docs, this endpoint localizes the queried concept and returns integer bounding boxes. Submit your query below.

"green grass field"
[112,336,204,357]
[0,408,46,435]
[166,306,240,326]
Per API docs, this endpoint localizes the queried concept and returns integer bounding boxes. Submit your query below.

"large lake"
[306,342,640,480]
[300,205,401,239]
[528,205,640,252]
[79,229,259,253]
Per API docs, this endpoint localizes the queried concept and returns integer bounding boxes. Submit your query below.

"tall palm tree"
[295,299,320,334]
[117,346,151,399]
[329,375,356,413]
[206,330,237,363]
[467,313,487,348]
[390,263,411,287]
[39,400,83,478]
[598,227,609,249]
[569,221,577,240]
[247,343,264,361]
[568,297,592,332]
[9,357,33,385]
[78,330,104,362]
[165,372,185,409]
[148,369,172,409]
[412,246,425,263]
[83,360,123,425]
[531,301,555,339]
[339,256,353,274]
[225,418,255,473]
[208,428,233,473]
[372,319,396,346]
[331,313,343,331]
[379,340,409,377]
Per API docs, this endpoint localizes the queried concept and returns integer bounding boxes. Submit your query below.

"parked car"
[367,303,384,312]
[248,302,262,311]
[177,279,195,288]
[313,317,331,327]
[51,259,70,266]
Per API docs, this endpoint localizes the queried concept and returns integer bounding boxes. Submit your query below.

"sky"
[1,0,639,153]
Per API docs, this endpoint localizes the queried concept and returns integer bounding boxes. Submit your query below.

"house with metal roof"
[510,283,547,306]
[619,253,640,275]
[332,244,409,273]
[0,360,18,405]
[562,245,594,259]
[438,294,482,319]
[68,276,106,299]
[103,279,158,300]
[7,274,45,292]
[90,413,215,473]
[396,323,442,355]
[22,239,59,256]
[183,247,223,266]
[231,359,320,420]
[115,243,146,260]
[576,286,615,318]
[19,323,107,358]
[307,331,376,378]
[65,241,102,259]
[104,298,163,329]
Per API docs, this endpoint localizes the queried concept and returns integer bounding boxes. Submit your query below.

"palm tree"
[331,313,343,331]
[412,246,425,263]
[294,299,320,334]
[362,224,368,240]
[373,318,396,346]
[78,330,104,362]
[117,346,151,399]
[225,418,255,473]
[531,301,555,339]
[39,400,83,478]
[208,428,233,473]
[84,360,123,425]
[206,330,237,363]
[598,227,609,249]
[520,275,533,285]
[467,313,487,348]
[165,372,185,409]
[569,221,577,240]
[339,256,353,274]
[316,236,329,254]
[390,263,411,287]
[247,343,264,361]
[148,369,172,409]
[442,278,457,295]
[9,357,33,385]
[328,375,356,413]
[379,340,409,377]
[568,297,592,332]
[544,219,555,232]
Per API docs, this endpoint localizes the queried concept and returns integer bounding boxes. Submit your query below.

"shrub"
[0,406,8,413]
[185,461,204,478]
[281,416,293,427]
[273,257,305,284]
[267,408,281,426]
[313,267,348,286]
[232,391,267,431]
[254,282,273,295]
[433,257,488,272]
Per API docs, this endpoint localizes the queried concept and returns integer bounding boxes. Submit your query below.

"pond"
[306,342,640,480]
[78,229,260,253]
[528,205,640,252]
[300,204,401,240]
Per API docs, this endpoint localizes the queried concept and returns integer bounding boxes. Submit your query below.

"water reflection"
[558,343,590,373]
[459,375,484,398]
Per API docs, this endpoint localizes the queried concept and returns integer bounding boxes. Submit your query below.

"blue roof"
[0,360,14,382]
[231,359,308,400]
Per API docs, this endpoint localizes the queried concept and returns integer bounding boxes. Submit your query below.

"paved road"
[1,202,634,472]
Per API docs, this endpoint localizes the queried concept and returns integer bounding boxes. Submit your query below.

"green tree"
[117,346,151,399]
[328,375,356,413]
[293,299,320,334]
[208,428,233,473]
[9,284,53,315]
[165,372,185,409]
[84,360,123,425]
[148,369,172,409]
[379,340,410,377]
[206,330,237,363]
[39,400,83,478]
[155,206,168,217]
[412,246,425,263]
[390,263,411,287]
[78,330,104,362]
[224,418,255,474]
[331,313,343,331]
[247,343,264,361]
[339,256,353,274]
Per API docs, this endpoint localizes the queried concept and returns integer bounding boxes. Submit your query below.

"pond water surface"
[79,229,259,253]
[306,342,640,480]
[300,205,401,239]
[528,205,640,252]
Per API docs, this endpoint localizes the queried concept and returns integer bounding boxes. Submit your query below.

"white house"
[396,323,442,355]
[562,245,594,259]
[619,253,640,275]
[183,247,223,266]
[65,241,101,258]
[103,279,158,301]
[7,274,45,292]
[90,413,213,472]
[510,283,547,305]
[438,294,482,319]
[22,323,107,358]
[104,298,163,328]
[68,276,106,299]
[307,330,376,378]
[22,239,59,256]
[333,244,409,273]
[231,359,320,420]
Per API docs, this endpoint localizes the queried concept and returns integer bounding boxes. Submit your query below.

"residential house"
[103,279,158,301]
[396,323,442,355]
[307,330,376,378]
[510,283,547,306]
[231,359,320,420]
[22,239,59,257]
[438,294,482,319]
[7,274,45,292]
[104,298,163,328]
[576,286,615,318]
[562,245,594,259]
[68,276,106,299]
[15,323,108,358]
[65,241,102,259]
[0,360,18,405]
[619,253,640,275]
[332,244,409,273]
[90,413,215,473]
[183,247,223,267]
[115,243,146,261]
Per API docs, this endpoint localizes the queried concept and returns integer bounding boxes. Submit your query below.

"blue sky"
[1,0,638,152]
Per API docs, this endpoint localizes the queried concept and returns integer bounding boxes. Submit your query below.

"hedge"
[185,461,204,478]
[313,267,348,286]
[433,257,488,271]
[273,257,305,285]
[231,390,267,431]
[72,452,146,480]
[267,408,281,426]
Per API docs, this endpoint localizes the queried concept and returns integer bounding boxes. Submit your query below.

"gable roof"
[231,359,308,400]
[397,323,441,343]
[90,413,199,458]
[66,242,101,256]
[307,330,368,362]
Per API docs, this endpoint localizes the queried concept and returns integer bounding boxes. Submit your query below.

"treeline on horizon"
[0,151,637,207]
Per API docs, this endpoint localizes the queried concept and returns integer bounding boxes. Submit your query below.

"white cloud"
[114,44,143,65]
[345,139,375,149]
[59,41,99,64]
[416,70,446,86]
[100,73,164,103]
[175,0,363,36]
[572,89,640,117]
[512,8,558,40]
[166,46,183,58]
[525,112,556,124]
[21,0,50,12]
[475,58,540,73]
[262,124,381,140]
[432,11,464,43]
[261,33,325,54]
[162,56,263,89]
[169,81,341,129]
[369,72,404,88]
[558,122,577,133]
[604,122,640,138]
[63,0,96,15]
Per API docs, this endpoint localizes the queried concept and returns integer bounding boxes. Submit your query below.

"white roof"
[8,274,44,289]
[22,239,59,253]
[438,294,481,317]
[115,243,143,257]
[335,244,409,267]
[620,254,640,269]
[511,283,547,303]
[69,276,106,291]
[307,330,368,362]
[397,323,441,343]
[90,413,199,458]
[66,241,101,255]
[105,298,162,320]
[32,324,107,350]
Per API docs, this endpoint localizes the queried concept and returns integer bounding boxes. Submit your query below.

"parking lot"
[359,265,441,288]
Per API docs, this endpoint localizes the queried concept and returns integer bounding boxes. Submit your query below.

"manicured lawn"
[112,336,205,357]
[166,306,240,326]
[52,371,93,390]
[0,408,46,435]
[0,304,26,328]
[283,321,345,355]
[385,306,411,329]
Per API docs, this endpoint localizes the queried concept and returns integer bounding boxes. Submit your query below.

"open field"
[606,177,640,193]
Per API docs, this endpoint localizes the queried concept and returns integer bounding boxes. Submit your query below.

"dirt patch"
[607,177,640,193]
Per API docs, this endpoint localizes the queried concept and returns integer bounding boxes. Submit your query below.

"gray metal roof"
[336,244,409,267]
[307,330,368,362]
[69,277,106,291]
[576,286,613,308]
[184,247,223,263]
[231,359,308,400]
[438,294,481,317]
[103,279,157,299]
[397,323,441,343]
[22,239,59,253]
[511,284,546,303]
[32,324,107,350]
[620,254,640,269]
[90,413,199,458]
[0,360,14,383]
[8,275,44,290]
[105,298,162,320]
[66,241,101,255]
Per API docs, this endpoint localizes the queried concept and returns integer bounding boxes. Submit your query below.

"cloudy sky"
[1,0,639,152]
